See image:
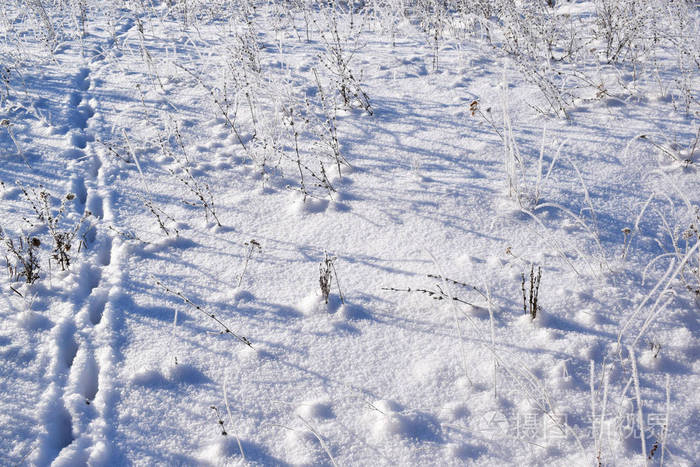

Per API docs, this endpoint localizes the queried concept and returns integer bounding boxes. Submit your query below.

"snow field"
[0,1,698,466]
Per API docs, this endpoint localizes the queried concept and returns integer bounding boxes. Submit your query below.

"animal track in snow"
[87,192,104,219]
[32,45,126,465]
[76,68,91,91]
[70,176,88,206]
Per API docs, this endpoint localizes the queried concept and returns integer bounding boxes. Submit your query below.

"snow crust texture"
[0,1,698,465]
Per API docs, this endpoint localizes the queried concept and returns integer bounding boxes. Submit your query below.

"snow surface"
[0,1,698,466]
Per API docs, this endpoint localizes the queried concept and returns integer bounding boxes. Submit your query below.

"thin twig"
[154,280,253,348]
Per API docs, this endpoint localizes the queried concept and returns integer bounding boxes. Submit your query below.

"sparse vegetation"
[521,265,542,320]
[0,229,41,284]
[237,239,262,289]
[155,280,253,348]
[18,185,91,271]
[319,251,343,305]
[1,1,698,465]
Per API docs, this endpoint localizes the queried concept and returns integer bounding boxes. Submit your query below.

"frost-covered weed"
[237,239,262,288]
[521,265,541,320]
[679,208,700,303]
[165,118,222,227]
[155,280,254,347]
[315,3,373,115]
[19,185,91,271]
[0,230,41,284]
[319,252,343,305]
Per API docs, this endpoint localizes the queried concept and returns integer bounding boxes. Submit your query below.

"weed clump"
[19,185,91,271]
[0,230,41,284]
